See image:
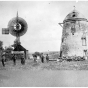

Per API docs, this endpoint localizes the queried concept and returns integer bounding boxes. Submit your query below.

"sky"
[0,1,88,52]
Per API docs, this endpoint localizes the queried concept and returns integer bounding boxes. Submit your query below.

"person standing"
[46,54,49,63]
[13,54,16,65]
[40,53,44,63]
[21,54,25,65]
[33,54,37,63]
[1,54,5,67]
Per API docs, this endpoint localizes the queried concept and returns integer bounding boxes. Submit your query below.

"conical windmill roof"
[63,9,88,23]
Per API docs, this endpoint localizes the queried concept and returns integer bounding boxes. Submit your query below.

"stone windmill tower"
[59,7,88,58]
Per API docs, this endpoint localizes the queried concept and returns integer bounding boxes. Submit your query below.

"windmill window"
[71,27,76,35]
[71,22,76,35]
[81,37,87,46]
[83,49,87,56]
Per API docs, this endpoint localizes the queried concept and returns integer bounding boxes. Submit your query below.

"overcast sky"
[0,1,88,52]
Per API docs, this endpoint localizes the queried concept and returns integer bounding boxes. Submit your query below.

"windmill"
[59,7,88,57]
[59,6,88,35]
[8,12,28,46]
[2,12,28,59]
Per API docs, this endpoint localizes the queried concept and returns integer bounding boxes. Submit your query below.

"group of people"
[33,53,49,63]
[1,54,25,67]
[12,54,25,65]
[1,53,50,67]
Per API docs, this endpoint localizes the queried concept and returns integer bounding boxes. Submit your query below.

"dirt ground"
[0,59,88,87]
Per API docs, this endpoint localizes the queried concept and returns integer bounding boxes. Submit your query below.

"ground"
[0,59,88,87]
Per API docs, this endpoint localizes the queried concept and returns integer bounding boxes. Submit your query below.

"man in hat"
[21,54,25,65]
[13,54,16,65]
[40,53,44,63]
[1,53,5,67]
[46,54,49,63]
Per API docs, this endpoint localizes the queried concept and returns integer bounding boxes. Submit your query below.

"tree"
[5,47,13,53]
[0,41,4,51]
[0,41,4,60]
[32,52,41,57]
[34,52,41,56]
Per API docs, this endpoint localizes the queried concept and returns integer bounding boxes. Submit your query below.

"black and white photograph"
[0,0,88,87]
